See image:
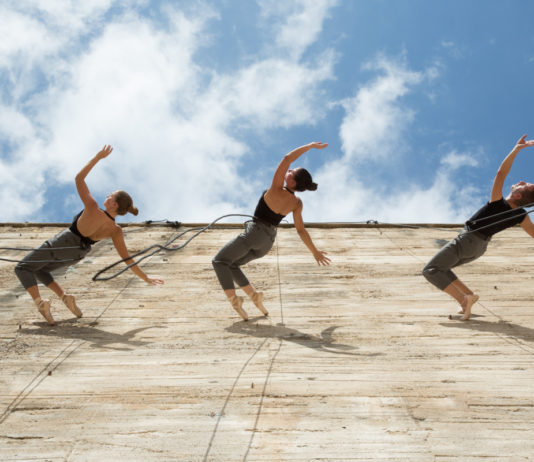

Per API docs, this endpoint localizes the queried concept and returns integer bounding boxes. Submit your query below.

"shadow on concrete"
[439,319,534,343]
[226,319,382,357]
[19,321,157,351]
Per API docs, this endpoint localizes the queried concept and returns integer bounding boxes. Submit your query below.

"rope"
[4,200,533,272]
[0,246,81,251]
[0,219,181,264]
[275,229,285,326]
[0,256,83,264]
[0,245,88,264]
[373,222,534,355]
[0,268,139,426]
[202,338,268,462]
[91,214,254,281]
[364,202,534,235]
[242,339,283,461]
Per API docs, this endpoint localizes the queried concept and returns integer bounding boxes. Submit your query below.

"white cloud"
[440,150,479,169]
[210,51,335,129]
[441,40,463,59]
[0,0,337,222]
[0,2,485,225]
[305,56,481,224]
[339,56,426,162]
[259,0,338,60]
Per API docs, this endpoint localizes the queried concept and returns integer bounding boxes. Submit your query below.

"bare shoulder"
[110,222,123,236]
[291,197,303,215]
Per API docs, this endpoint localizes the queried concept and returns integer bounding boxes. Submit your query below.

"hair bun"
[129,206,139,216]
[308,182,318,191]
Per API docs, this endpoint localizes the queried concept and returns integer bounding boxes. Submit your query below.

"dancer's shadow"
[20,320,158,351]
[439,319,534,343]
[226,319,382,357]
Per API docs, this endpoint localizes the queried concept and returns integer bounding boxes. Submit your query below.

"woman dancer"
[422,134,534,320]
[212,142,331,321]
[15,145,164,325]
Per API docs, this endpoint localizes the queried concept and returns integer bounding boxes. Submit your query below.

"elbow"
[75,173,84,185]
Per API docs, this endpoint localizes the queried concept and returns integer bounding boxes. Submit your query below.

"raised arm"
[292,200,330,266]
[75,145,113,210]
[491,135,534,202]
[270,142,328,190]
[111,228,164,285]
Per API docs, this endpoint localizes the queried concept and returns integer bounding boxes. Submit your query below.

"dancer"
[15,145,164,325]
[212,142,331,321]
[422,134,534,320]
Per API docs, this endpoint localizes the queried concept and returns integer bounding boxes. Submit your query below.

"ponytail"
[294,168,318,192]
[113,190,138,216]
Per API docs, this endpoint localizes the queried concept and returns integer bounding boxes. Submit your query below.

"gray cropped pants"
[15,229,91,289]
[212,220,276,290]
[422,230,490,290]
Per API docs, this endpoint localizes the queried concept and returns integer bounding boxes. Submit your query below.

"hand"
[146,277,164,285]
[514,134,534,151]
[313,250,331,266]
[308,142,328,150]
[96,145,113,160]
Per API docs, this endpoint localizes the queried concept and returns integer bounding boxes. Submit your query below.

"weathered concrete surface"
[1,223,534,461]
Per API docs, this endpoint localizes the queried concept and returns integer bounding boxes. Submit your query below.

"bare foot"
[460,294,479,321]
[37,300,55,326]
[251,291,268,316]
[457,294,478,314]
[62,294,83,318]
[229,295,248,321]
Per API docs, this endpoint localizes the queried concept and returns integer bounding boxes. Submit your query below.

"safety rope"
[3,201,534,272]
[91,213,255,281]
[0,245,88,264]
[365,201,534,236]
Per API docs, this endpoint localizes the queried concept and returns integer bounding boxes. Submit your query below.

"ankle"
[229,294,243,305]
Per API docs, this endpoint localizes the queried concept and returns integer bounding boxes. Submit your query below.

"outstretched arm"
[292,200,331,266]
[75,145,113,210]
[270,142,328,190]
[111,228,164,285]
[491,135,534,202]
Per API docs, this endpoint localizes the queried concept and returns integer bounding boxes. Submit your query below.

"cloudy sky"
[2,0,534,224]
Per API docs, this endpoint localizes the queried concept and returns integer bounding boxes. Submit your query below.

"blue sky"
[1,0,534,223]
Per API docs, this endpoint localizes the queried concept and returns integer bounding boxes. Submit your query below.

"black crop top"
[465,198,526,237]
[253,191,286,226]
[69,210,115,246]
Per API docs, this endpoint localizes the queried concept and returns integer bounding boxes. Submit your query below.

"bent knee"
[14,263,27,276]
[421,265,436,281]
[212,258,226,269]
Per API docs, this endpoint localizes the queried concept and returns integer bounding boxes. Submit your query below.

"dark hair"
[293,168,318,192]
[114,190,139,216]
[516,186,534,207]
